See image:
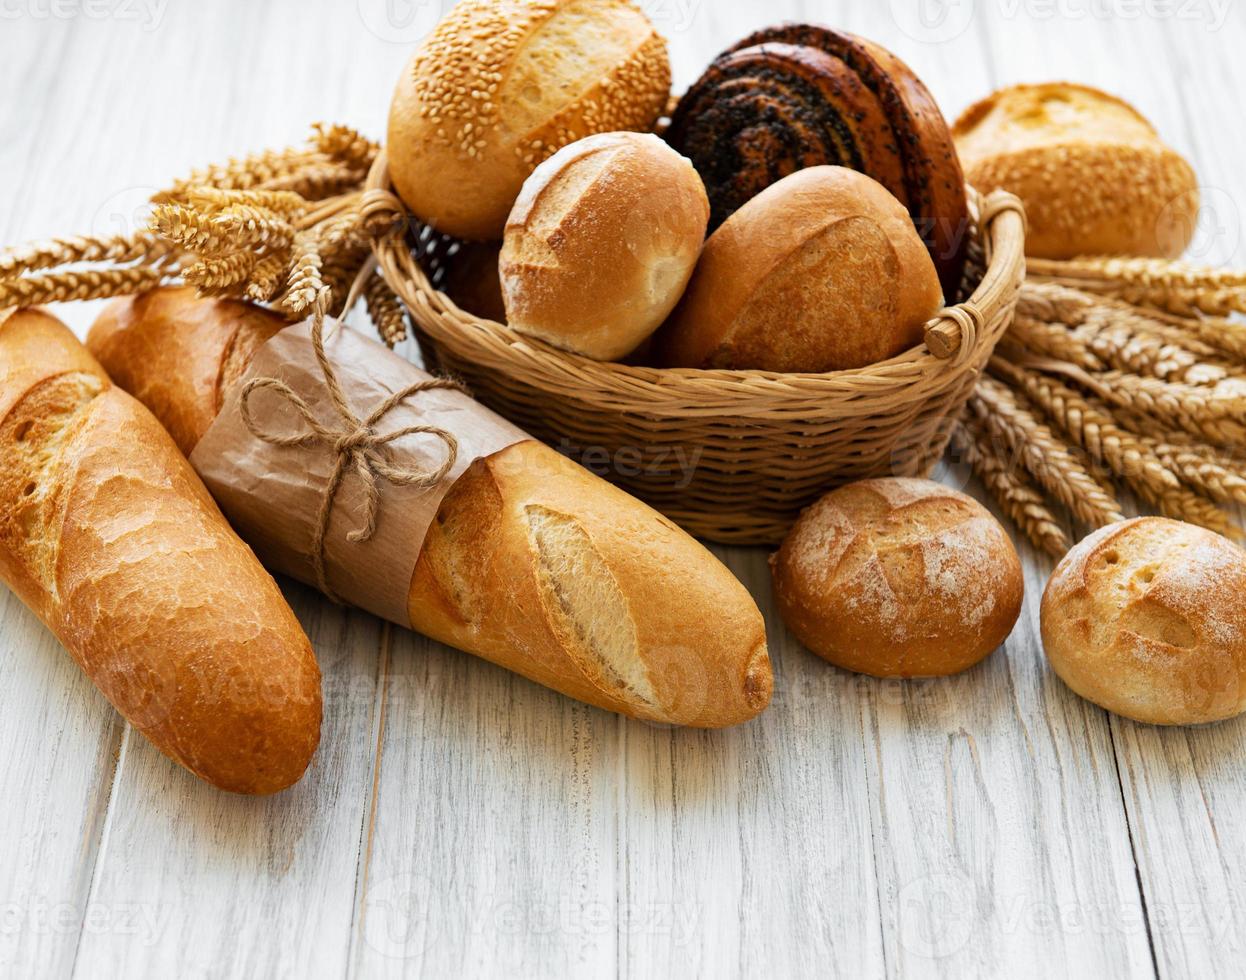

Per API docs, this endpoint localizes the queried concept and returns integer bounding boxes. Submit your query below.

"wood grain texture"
[1,1,1245,977]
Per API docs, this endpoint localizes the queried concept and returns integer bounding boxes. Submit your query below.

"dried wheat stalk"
[1029,256,1246,317]
[970,378,1124,529]
[281,234,328,316]
[365,271,409,347]
[0,264,169,307]
[991,357,1243,540]
[958,413,1072,558]
[1005,314,1103,369]
[991,357,1183,497]
[0,231,174,279]
[1145,440,1246,508]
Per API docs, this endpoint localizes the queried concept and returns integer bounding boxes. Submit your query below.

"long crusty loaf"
[0,308,322,793]
[88,289,772,727]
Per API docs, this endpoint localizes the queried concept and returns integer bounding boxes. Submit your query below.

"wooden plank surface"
[1,1,1244,977]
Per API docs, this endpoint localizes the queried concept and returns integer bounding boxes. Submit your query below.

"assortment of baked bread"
[0,0,1236,795]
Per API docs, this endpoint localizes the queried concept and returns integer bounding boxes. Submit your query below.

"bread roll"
[771,478,1023,677]
[655,166,944,373]
[387,0,671,242]
[953,82,1200,259]
[500,132,709,360]
[666,23,970,298]
[88,290,772,728]
[1041,518,1246,725]
[0,309,321,793]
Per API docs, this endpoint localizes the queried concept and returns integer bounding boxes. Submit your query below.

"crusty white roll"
[500,132,710,360]
[1042,517,1246,725]
[387,0,671,242]
[89,289,773,728]
[655,166,944,373]
[953,82,1200,259]
[771,478,1023,677]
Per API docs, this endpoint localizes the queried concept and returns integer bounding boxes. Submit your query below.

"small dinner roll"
[500,132,710,360]
[771,478,1023,677]
[654,166,944,373]
[1041,518,1246,725]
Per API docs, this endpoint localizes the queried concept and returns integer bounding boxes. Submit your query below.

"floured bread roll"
[771,478,1024,677]
[1042,517,1246,725]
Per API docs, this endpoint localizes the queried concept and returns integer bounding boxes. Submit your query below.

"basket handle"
[924,190,1027,362]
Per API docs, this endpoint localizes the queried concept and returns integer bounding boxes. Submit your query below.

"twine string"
[239,302,464,602]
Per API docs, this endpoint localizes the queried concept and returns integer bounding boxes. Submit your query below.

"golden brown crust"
[772,478,1023,677]
[88,288,286,456]
[387,0,671,241]
[666,24,970,297]
[655,166,944,372]
[953,82,1200,260]
[410,442,772,726]
[0,310,321,793]
[90,289,773,728]
[1041,517,1246,725]
[500,132,709,360]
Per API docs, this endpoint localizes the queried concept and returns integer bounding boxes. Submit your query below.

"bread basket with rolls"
[364,10,1028,546]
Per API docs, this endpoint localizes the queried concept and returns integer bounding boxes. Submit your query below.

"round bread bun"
[387,0,671,242]
[1041,518,1246,726]
[500,132,710,360]
[953,82,1200,260]
[771,478,1023,677]
[654,166,944,373]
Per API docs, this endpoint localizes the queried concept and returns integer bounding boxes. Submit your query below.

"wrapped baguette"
[88,289,772,727]
[0,308,321,794]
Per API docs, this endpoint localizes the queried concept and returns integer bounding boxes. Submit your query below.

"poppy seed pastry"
[771,478,1023,678]
[387,0,672,242]
[500,132,710,360]
[666,23,970,298]
[654,166,944,373]
[953,82,1200,259]
[1041,518,1246,725]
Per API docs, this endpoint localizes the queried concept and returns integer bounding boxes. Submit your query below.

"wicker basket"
[364,150,1027,545]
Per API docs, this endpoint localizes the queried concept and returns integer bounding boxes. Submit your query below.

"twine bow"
[239,302,464,603]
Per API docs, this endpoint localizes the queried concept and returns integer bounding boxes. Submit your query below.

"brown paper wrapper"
[189,319,527,627]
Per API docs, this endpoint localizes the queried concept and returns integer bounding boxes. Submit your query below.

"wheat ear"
[959,413,1072,558]
[970,378,1125,528]
[366,272,409,347]
[990,357,1182,496]
[0,265,168,307]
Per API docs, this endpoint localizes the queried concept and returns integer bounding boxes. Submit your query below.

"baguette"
[0,308,322,793]
[88,290,772,727]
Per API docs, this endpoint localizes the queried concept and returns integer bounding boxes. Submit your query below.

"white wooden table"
[2,1,1244,976]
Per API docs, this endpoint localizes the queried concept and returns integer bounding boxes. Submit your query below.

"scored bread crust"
[500,132,710,360]
[387,0,672,241]
[655,166,944,372]
[953,82,1200,260]
[411,444,771,726]
[0,309,321,794]
[771,478,1023,678]
[88,288,774,728]
[1041,517,1246,726]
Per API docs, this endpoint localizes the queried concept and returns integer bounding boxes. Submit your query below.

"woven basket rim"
[364,150,1026,400]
